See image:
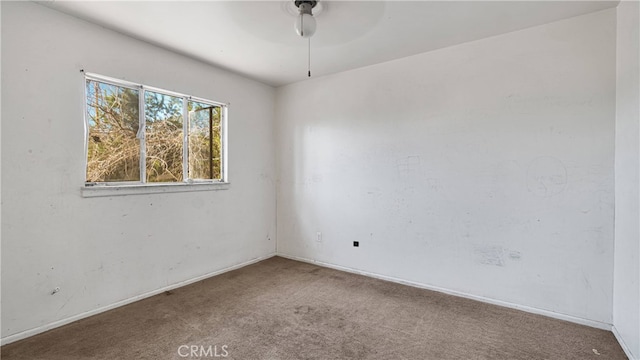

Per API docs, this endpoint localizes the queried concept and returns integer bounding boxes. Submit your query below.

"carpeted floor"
[1,256,628,360]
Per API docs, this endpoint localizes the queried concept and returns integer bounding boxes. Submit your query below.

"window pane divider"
[182,97,189,182]
[82,73,90,179]
[221,106,228,182]
[142,85,187,100]
[190,95,228,108]
[84,72,141,91]
[139,87,147,183]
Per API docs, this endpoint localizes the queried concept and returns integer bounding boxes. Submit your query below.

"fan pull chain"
[308,37,311,77]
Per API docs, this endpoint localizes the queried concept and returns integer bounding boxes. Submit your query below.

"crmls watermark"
[177,345,229,358]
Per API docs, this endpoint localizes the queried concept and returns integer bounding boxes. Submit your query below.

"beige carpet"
[1,256,627,360]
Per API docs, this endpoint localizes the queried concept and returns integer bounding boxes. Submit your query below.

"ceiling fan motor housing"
[294,1,317,15]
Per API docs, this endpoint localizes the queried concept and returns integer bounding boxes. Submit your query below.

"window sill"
[81,182,230,198]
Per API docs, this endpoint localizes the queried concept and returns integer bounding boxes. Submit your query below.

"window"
[84,73,226,191]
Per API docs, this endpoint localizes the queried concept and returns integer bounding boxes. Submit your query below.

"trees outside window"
[85,75,225,184]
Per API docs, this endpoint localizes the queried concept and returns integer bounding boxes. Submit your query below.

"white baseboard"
[2,252,621,351]
[1,253,277,346]
[277,253,613,331]
[613,325,638,360]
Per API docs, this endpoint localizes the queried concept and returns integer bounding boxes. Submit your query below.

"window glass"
[84,75,226,186]
[86,80,140,182]
[144,91,184,183]
[188,101,222,180]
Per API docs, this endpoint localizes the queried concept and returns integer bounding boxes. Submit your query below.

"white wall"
[276,9,616,325]
[613,1,640,359]
[1,2,276,343]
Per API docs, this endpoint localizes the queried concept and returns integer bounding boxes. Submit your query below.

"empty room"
[1,0,639,359]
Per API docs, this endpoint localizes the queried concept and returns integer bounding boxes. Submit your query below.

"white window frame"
[82,72,229,197]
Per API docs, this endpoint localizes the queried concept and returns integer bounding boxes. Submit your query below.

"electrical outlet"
[353,241,359,247]
[316,232,322,242]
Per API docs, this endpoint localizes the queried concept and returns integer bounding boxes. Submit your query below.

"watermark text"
[177,345,229,358]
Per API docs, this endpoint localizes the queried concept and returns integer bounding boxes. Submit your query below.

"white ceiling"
[41,1,619,87]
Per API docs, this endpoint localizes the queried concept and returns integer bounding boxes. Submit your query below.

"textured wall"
[1,1,276,343]
[276,9,616,325]
[613,1,640,359]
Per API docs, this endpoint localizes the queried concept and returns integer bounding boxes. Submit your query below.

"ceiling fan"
[293,0,318,77]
